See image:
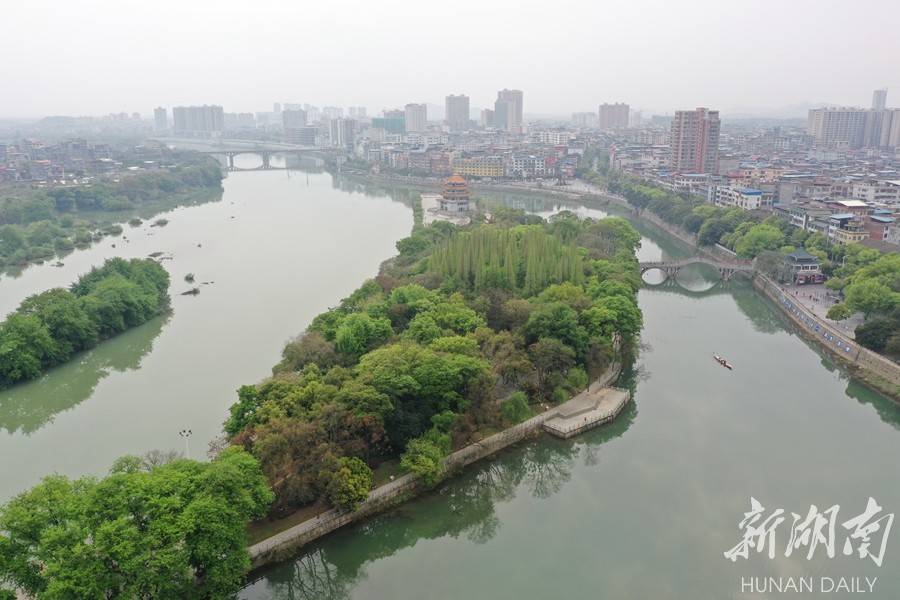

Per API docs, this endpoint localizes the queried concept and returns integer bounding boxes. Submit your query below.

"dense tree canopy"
[0,447,273,599]
[0,257,170,389]
[227,215,643,513]
[0,155,223,269]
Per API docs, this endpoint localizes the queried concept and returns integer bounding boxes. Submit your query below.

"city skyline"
[4,0,898,120]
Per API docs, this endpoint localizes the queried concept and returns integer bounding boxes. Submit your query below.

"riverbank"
[343,168,900,400]
[247,358,626,572]
[606,190,900,400]
[755,274,900,399]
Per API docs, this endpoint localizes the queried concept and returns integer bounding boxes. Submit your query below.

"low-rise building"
[863,213,895,242]
[715,186,765,211]
[852,181,900,204]
[829,213,869,244]
[453,155,505,179]
[784,248,824,285]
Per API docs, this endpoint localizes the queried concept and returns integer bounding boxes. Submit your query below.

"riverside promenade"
[544,385,631,439]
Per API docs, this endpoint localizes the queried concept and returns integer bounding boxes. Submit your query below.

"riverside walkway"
[247,379,630,570]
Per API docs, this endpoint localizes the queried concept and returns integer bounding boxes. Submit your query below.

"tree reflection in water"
[253,547,358,600]
[242,380,639,599]
[0,314,169,434]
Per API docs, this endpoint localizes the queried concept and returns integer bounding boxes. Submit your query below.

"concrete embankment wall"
[247,416,555,572]
[247,359,623,572]
[754,274,900,386]
[609,194,900,390]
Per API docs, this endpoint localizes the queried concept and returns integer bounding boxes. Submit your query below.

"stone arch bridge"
[639,257,754,282]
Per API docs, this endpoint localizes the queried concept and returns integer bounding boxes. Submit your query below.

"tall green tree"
[321,456,372,511]
[845,280,899,319]
[400,437,446,488]
[0,447,273,599]
[0,314,60,387]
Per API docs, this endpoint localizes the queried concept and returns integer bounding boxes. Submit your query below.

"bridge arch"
[201,147,330,171]
[639,257,753,283]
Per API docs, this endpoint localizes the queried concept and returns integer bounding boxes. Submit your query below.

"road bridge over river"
[152,138,337,171]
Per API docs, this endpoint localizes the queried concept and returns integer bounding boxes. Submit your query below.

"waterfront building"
[599,103,630,130]
[329,118,357,149]
[283,109,309,144]
[669,107,720,174]
[289,126,319,146]
[452,155,506,179]
[783,249,824,285]
[440,174,471,212]
[445,94,470,132]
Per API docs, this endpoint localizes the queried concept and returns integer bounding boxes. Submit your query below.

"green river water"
[1,166,898,599]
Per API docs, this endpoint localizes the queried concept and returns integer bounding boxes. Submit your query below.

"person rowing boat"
[713,354,733,370]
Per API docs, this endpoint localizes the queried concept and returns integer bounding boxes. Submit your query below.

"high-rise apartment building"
[172,105,224,138]
[445,94,470,132]
[304,104,321,122]
[323,106,344,119]
[669,107,720,173]
[863,109,900,149]
[572,112,598,128]
[283,109,309,144]
[599,103,630,130]
[154,107,167,133]
[329,118,357,149]
[494,89,523,132]
[372,110,406,134]
[405,103,427,132]
[807,107,869,148]
[873,89,888,111]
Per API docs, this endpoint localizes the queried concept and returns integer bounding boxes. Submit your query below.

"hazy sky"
[4,0,898,119]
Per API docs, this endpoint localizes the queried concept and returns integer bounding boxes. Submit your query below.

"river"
[239,187,900,598]
[3,167,899,598]
[0,162,412,501]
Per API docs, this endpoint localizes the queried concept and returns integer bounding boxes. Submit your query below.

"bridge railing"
[640,258,753,270]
